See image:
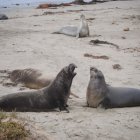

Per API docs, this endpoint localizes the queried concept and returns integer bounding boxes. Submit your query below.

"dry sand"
[0,0,140,139]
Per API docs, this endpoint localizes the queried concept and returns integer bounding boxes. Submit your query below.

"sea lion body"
[0,90,52,111]
[105,87,140,108]
[56,26,78,37]
[87,67,140,108]
[0,64,77,112]
[53,14,89,38]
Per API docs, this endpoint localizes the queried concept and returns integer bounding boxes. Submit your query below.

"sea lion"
[86,66,140,108]
[52,14,89,38]
[10,68,51,89]
[0,63,77,112]
[9,68,79,98]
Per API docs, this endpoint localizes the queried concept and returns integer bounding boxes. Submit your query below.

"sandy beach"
[0,0,140,139]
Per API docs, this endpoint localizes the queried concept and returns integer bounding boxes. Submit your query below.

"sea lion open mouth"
[68,63,77,77]
[90,67,98,73]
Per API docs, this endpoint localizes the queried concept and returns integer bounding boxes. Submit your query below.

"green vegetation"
[0,111,7,120]
[0,111,30,140]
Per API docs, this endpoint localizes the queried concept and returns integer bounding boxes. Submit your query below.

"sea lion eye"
[94,76,97,79]
[97,75,102,79]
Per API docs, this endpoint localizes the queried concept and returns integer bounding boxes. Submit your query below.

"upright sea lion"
[52,14,89,38]
[9,68,79,98]
[0,64,77,112]
[86,66,140,108]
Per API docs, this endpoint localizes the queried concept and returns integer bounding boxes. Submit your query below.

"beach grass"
[0,111,30,140]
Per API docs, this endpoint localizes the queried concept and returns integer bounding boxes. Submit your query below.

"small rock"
[37,4,49,9]
[0,70,8,73]
[130,15,136,19]
[15,4,20,6]
[112,64,122,70]
[19,87,26,90]
[87,18,95,20]
[0,14,8,20]
[123,28,129,31]
[112,21,115,24]
[121,36,126,39]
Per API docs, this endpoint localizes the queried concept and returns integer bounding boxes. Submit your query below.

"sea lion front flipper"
[57,100,69,113]
[100,97,110,109]
[64,107,69,113]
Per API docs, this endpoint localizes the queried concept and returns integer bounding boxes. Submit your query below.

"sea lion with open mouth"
[0,64,77,112]
[86,66,140,108]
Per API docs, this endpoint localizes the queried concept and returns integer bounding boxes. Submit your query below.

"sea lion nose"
[90,67,97,72]
[73,64,77,68]
[69,63,77,68]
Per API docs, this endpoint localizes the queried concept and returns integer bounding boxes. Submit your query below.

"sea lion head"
[55,63,77,85]
[90,66,106,85]
[10,69,22,83]
[63,63,77,79]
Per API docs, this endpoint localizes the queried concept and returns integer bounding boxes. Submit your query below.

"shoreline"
[0,0,73,9]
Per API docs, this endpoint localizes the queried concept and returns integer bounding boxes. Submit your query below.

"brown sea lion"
[87,66,140,108]
[0,64,77,112]
[10,68,79,98]
[10,68,51,89]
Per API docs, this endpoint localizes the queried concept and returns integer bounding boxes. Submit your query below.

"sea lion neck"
[80,15,86,25]
[43,68,72,95]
